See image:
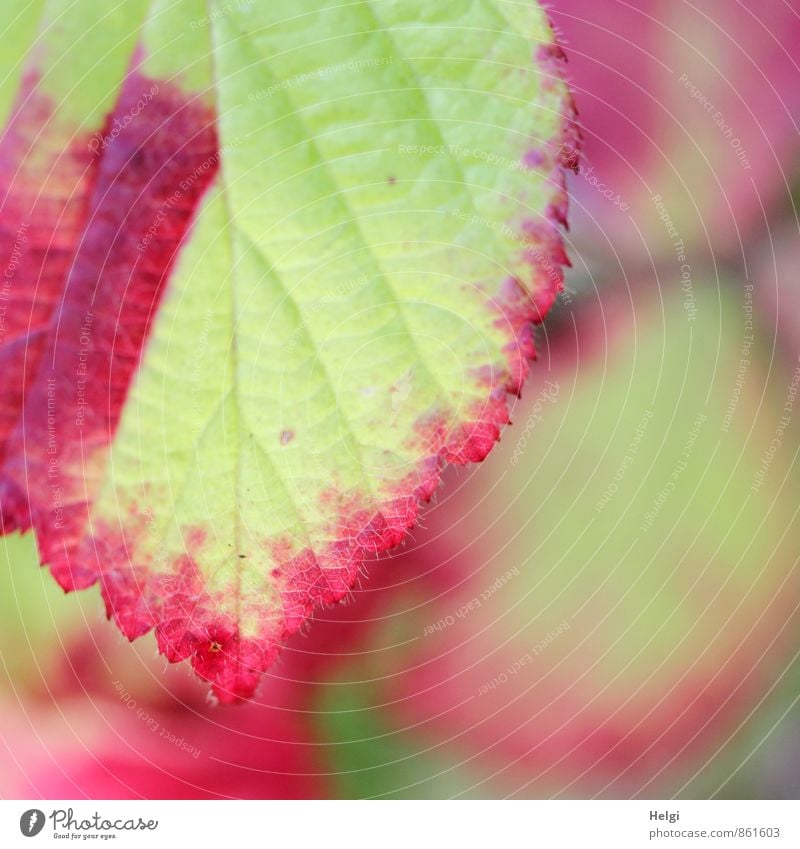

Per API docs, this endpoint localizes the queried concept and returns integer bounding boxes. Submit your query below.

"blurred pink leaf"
[549,0,800,271]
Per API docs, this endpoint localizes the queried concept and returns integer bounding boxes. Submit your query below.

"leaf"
[0,0,576,701]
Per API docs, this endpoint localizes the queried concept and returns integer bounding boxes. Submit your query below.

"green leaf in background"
[0,0,576,700]
[310,280,800,798]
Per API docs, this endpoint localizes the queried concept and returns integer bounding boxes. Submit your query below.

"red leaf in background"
[548,0,800,271]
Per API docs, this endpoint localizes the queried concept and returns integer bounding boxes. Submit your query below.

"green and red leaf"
[0,1,576,700]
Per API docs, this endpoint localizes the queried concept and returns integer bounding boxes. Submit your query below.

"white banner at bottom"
[1,799,798,848]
